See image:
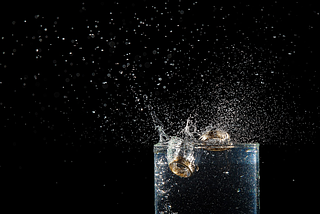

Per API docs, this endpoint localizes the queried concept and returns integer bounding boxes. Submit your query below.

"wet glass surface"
[154,142,259,214]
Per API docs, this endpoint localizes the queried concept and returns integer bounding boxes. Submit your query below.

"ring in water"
[169,156,197,178]
[166,137,201,178]
[199,130,234,151]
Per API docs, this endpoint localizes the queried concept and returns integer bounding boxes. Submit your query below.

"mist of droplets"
[1,2,318,150]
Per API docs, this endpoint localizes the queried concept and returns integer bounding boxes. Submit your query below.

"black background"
[1,1,319,213]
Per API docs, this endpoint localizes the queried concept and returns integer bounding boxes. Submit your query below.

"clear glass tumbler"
[154,140,259,214]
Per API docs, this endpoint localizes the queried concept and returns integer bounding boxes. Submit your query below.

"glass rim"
[154,141,259,148]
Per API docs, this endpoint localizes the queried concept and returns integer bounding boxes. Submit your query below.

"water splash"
[2,2,317,151]
[150,108,170,143]
[147,79,308,146]
[182,116,198,139]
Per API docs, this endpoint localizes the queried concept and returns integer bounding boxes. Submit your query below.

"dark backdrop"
[1,1,319,213]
